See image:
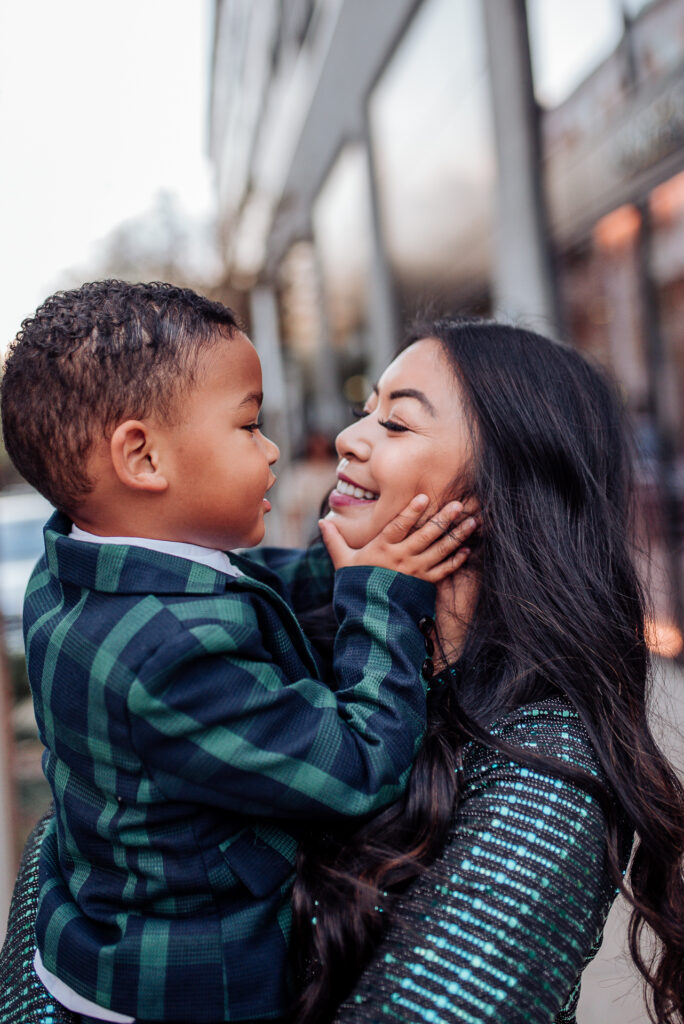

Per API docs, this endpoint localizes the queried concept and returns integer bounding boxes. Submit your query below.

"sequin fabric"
[1,700,624,1024]
[0,811,72,1024]
[334,697,625,1024]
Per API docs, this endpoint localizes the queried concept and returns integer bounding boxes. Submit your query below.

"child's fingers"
[422,514,478,563]
[406,502,469,552]
[424,545,472,583]
[318,518,350,568]
[380,494,430,543]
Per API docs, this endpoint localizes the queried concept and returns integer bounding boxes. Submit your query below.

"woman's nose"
[335,419,371,461]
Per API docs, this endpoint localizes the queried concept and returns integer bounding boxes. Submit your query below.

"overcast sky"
[0,0,214,354]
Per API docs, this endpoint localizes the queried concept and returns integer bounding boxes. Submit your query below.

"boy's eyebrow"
[372,384,436,417]
[239,391,263,408]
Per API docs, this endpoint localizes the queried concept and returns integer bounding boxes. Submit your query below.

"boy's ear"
[109,420,169,493]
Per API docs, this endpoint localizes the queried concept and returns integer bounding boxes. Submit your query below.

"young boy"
[0,281,467,1024]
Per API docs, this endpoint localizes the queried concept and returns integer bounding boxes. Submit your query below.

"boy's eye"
[243,420,264,434]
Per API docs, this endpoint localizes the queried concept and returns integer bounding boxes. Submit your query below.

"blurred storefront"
[208,0,683,653]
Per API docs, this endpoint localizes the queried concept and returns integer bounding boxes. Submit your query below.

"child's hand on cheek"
[319,496,477,583]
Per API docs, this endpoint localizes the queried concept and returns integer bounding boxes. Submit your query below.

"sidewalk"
[577,656,684,1023]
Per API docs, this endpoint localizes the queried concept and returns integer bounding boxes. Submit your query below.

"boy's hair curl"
[1,279,240,513]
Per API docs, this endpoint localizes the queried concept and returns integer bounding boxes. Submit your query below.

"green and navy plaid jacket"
[25,513,434,1022]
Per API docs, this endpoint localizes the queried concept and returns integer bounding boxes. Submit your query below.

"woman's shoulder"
[333,696,619,1024]
[464,695,604,782]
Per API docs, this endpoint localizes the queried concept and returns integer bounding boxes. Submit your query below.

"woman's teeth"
[336,479,379,500]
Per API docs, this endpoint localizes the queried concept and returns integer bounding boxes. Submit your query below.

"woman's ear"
[109,420,168,493]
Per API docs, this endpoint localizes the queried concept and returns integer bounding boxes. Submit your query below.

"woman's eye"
[378,418,409,433]
[350,404,370,419]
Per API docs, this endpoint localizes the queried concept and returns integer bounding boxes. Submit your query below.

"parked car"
[0,489,53,652]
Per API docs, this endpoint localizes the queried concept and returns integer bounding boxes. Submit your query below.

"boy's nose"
[264,435,280,464]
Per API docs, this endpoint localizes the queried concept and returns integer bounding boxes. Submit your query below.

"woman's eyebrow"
[372,384,436,417]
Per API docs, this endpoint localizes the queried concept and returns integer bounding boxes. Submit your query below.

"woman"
[3,318,683,1024]
[290,318,684,1024]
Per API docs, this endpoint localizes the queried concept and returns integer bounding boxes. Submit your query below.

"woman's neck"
[433,569,479,670]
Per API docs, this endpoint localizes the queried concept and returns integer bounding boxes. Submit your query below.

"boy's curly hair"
[1,280,240,513]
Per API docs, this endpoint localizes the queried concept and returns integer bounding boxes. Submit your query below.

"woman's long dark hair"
[291,318,684,1023]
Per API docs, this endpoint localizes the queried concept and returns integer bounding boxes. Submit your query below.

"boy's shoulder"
[26,512,276,649]
[25,516,324,716]
[34,511,281,602]
[25,513,326,679]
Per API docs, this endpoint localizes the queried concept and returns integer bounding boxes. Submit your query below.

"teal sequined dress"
[1,698,626,1024]
[334,697,627,1024]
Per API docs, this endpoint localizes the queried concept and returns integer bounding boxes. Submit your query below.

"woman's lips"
[329,466,379,508]
[329,486,378,509]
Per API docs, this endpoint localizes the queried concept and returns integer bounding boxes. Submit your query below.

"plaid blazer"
[25,513,434,1022]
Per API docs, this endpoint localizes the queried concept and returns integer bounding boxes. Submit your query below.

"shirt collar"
[41,512,244,595]
[68,524,243,578]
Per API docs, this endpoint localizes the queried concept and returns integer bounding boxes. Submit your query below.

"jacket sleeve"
[334,703,621,1023]
[240,542,334,614]
[127,565,433,820]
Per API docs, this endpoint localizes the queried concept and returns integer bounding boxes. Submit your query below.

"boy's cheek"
[247,518,268,547]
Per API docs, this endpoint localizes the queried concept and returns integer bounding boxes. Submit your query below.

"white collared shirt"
[34,949,135,1022]
[68,524,243,577]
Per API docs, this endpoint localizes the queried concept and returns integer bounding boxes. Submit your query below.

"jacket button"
[418,616,434,636]
[422,657,434,679]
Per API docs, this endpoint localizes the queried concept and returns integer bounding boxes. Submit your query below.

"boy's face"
[160,332,279,550]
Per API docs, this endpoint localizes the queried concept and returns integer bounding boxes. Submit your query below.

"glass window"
[556,183,684,658]
[623,0,655,16]
[632,0,684,85]
[312,143,372,349]
[278,240,324,359]
[368,0,494,309]
[558,204,646,402]
[527,0,623,107]
[649,171,684,646]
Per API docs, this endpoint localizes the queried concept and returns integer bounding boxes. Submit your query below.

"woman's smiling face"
[328,338,475,549]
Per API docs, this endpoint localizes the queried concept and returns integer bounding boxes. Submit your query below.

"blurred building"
[208,0,683,651]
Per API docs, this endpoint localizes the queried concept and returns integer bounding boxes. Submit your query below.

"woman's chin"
[325,507,379,549]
